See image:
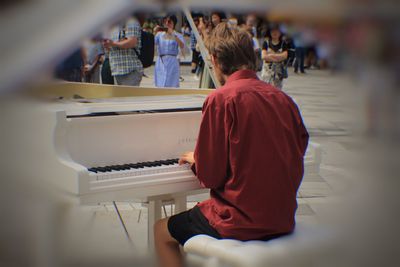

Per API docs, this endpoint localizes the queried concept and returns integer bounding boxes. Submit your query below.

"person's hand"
[154,25,162,33]
[83,64,92,74]
[179,152,195,166]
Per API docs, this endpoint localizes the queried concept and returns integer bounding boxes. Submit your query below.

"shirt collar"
[225,69,259,85]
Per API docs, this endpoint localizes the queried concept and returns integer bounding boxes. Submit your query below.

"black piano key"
[108,165,118,171]
[166,159,176,164]
[133,164,141,169]
[93,159,183,173]
[143,162,153,167]
[97,167,107,172]
[127,163,138,169]
[136,163,145,168]
[121,164,131,170]
[115,165,127,170]
[104,167,113,172]
[116,165,126,170]
[88,168,98,173]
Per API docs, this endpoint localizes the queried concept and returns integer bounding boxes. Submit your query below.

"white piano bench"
[184,223,330,267]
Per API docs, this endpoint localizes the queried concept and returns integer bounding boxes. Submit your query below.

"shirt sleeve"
[125,20,141,39]
[193,95,232,189]
[125,20,141,49]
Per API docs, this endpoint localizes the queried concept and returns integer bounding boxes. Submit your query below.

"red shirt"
[194,70,309,240]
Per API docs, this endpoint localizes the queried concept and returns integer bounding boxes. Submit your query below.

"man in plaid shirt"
[104,16,143,86]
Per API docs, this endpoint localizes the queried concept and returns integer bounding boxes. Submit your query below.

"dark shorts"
[191,49,200,65]
[167,205,221,246]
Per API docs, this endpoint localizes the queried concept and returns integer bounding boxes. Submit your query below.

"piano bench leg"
[162,205,168,218]
[173,195,187,214]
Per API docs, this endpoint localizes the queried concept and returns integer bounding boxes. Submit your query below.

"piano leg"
[147,199,162,250]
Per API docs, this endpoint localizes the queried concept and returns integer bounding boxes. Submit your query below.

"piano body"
[53,94,208,205]
[15,82,320,250]
[18,84,213,248]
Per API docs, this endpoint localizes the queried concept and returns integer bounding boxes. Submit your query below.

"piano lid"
[51,94,208,117]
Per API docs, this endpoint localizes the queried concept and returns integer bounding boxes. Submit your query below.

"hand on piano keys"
[178,152,195,166]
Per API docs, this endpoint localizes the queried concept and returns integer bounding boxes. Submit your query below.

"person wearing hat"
[261,24,289,89]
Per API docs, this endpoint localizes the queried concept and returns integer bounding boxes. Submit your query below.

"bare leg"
[191,62,197,72]
[154,218,183,267]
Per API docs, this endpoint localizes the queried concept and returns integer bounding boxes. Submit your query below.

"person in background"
[103,15,143,86]
[190,16,201,77]
[227,16,239,29]
[54,48,85,82]
[154,15,185,88]
[100,27,114,84]
[283,35,296,68]
[143,19,156,34]
[246,14,258,38]
[293,29,306,74]
[100,49,114,84]
[181,21,191,37]
[302,26,318,69]
[261,24,289,89]
[247,27,262,72]
[211,11,225,27]
[154,22,309,267]
[82,35,104,83]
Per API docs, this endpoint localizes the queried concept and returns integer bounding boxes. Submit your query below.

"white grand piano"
[52,94,207,204]
[25,87,213,248]
[21,83,320,250]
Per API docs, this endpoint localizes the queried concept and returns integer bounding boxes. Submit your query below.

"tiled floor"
[66,66,358,259]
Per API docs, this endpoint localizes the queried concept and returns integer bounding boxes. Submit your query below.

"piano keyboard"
[88,159,191,181]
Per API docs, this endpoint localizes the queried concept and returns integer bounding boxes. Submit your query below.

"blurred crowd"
[54,11,339,90]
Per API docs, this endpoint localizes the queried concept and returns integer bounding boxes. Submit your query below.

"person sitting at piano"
[154,23,309,267]
[154,15,185,88]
